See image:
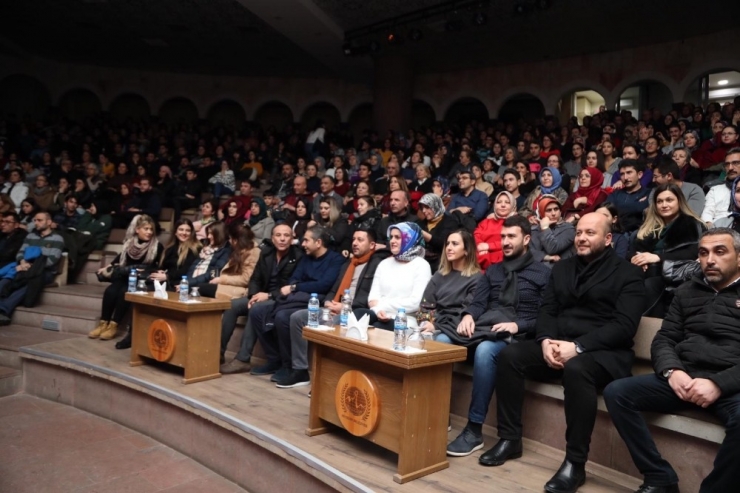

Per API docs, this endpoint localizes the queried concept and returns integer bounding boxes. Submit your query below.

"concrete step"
[0,324,82,368]
[0,365,21,397]
[85,271,108,286]
[13,304,100,335]
[40,284,105,310]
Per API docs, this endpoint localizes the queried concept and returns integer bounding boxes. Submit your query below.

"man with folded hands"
[281,228,389,389]
[486,212,645,493]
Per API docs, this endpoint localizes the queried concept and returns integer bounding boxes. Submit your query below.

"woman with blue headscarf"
[353,222,432,330]
[519,166,569,224]
[432,176,452,209]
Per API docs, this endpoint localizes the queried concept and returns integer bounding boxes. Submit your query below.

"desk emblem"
[335,370,379,436]
[147,319,176,362]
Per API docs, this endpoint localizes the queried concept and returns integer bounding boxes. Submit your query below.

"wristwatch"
[574,342,584,354]
[290,284,297,293]
[662,369,674,379]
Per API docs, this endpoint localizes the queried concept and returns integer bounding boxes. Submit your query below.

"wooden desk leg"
[182,313,221,384]
[129,305,145,367]
[393,364,452,484]
[306,344,330,436]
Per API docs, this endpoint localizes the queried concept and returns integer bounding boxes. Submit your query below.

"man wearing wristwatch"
[605,228,740,493]
[486,213,646,493]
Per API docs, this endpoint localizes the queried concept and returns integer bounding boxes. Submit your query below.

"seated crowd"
[2,98,740,493]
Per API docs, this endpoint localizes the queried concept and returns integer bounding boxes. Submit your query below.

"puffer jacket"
[652,276,740,395]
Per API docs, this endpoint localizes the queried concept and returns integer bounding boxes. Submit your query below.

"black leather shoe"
[478,439,522,466]
[635,484,679,493]
[544,459,586,493]
[115,332,131,350]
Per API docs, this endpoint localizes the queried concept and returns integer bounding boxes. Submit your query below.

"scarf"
[539,166,562,195]
[193,245,218,278]
[333,250,374,302]
[388,222,425,262]
[493,191,517,219]
[418,193,445,220]
[537,195,561,219]
[498,251,534,319]
[434,175,451,198]
[120,215,159,267]
[729,176,740,219]
[249,197,267,227]
[572,167,604,207]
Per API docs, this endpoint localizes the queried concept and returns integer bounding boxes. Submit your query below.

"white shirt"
[702,183,731,224]
[368,256,432,328]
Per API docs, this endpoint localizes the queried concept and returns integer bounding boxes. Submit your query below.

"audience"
[247,197,275,244]
[185,221,231,288]
[474,191,517,269]
[0,213,28,269]
[702,147,740,226]
[529,196,576,267]
[418,193,460,272]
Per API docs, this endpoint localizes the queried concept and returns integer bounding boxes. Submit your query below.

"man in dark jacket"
[445,216,551,457]
[250,226,343,383]
[220,224,303,372]
[124,177,162,222]
[375,190,418,246]
[604,228,740,493]
[484,213,646,493]
[281,228,390,388]
[0,213,27,269]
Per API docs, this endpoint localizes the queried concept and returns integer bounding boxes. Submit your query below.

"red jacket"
[699,132,739,169]
[474,216,506,270]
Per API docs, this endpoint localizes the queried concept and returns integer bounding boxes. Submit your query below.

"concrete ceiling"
[2,0,739,81]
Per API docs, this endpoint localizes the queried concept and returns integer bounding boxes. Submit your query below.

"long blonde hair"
[438,230,480,277]
[637,183,702,240]
[319,198,341,226]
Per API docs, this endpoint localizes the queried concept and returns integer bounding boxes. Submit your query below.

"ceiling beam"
[235,0,373,83]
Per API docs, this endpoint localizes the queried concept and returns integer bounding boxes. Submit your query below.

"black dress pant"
[101,278,131,324]
[496,340,613,463]
[604,373,740,492]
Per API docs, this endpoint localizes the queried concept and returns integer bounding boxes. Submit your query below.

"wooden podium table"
[303,326,467,483]
[125,292,231,384]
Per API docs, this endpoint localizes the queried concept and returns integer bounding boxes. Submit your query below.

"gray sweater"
[421,270,482,334]
[529,222,576,268]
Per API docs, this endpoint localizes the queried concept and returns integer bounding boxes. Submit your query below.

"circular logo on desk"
[147,319,176,362]
[335,370,379,436]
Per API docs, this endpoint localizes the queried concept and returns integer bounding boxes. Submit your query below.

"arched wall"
[0,74,52,119]
[158,97,200,125]
[253,101,295,130]
[206,100,247,126]
[109,93,151,120]
[58,89,102,119]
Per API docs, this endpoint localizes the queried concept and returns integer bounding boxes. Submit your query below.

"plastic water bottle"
[127,268,137,293]
[340,289,352,328]
[393,308,407,351]
[179,276,189,302]
[308,293,320,328]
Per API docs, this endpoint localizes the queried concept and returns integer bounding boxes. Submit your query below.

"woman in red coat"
[474,191,517,270]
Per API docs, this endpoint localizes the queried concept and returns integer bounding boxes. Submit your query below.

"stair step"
[0,324,82,368]
[0,365,21,397]
[13,305,100,335]
[40,284,105,309]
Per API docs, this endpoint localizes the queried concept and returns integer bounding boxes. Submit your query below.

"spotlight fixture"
[472,12,488,26]
[408,28,423,41]
[513,2,530,15]
[387,31,402,44]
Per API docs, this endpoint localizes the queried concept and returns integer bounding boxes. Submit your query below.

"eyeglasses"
[722,132,737,137]
[0,220,16,224]
[724,160,740,168]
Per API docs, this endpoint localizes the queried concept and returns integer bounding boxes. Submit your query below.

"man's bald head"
[574,212,612,262]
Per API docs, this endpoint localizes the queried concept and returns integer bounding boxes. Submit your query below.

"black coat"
[0,229,28,268]
[652,277,740,395]
[247,241,304,300]
[628,213,706,266]
[159,244,200,288]
[536,247,646,379]
[419,214,460,272]
[375,210,418,244]
[186,245,232,286]
[325,249,391,308]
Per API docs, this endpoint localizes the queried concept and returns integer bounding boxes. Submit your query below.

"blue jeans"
[435,333,508,424]
[213,183,234,198]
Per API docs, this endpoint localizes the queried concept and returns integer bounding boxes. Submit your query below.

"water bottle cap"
[182,276,187,279]
[311,293,317,297]
[344,289,350,293]
[398,308,406,313]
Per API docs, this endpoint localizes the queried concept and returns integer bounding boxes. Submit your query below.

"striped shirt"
[16,230,65,272]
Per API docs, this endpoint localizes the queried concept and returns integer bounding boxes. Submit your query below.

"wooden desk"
[303,326,467,483]
[125,292,231,384]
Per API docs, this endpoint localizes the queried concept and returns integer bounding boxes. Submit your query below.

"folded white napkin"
[345,312,370,341]
[153,280,168,299]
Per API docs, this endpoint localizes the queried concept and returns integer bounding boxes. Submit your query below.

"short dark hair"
[322,175,335,184]
[502,214,531,236]
[3,212,20,223]
[354,228,377,243]
[656,159,680,179]
[458,170,474,181]
[306,225,330,246]
[618,158,645,173]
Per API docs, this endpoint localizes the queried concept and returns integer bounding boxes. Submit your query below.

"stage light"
[387,31,402,44]
[472,12,488,25]
[408,28,423,41]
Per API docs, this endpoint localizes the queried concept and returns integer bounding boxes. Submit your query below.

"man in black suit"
[483,213,646,493]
